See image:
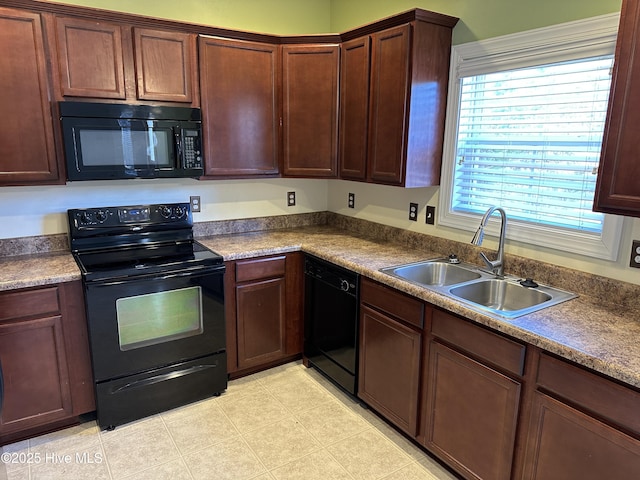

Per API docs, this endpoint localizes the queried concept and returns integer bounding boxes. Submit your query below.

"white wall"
[0,178,329,239]
[328,180,640,286]
[3,176,640,285]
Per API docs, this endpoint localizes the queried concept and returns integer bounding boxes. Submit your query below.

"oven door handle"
[92,265,225,286]
[109,364,219,394]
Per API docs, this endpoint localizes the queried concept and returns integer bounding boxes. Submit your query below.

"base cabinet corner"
[0,281,94,444]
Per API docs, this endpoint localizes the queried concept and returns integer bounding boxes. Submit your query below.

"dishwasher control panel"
[304,256,358,295]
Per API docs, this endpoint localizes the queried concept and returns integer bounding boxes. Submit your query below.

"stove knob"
[79,212,92,224]
[340,279,350,292]
[173,206,185,218]
[95,210,107,222]
[160,206,172,218]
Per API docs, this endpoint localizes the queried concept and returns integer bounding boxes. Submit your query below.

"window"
[439,14,623,260]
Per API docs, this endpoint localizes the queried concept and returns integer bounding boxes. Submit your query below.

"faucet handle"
[479,251,502,276]
[479,251,494,269]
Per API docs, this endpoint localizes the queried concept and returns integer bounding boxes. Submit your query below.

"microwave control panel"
[181,129,202,169]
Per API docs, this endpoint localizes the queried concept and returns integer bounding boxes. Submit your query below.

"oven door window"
[116,286,203,351]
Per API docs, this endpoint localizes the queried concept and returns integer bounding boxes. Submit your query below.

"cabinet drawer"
[236,256,286,283]
[537,353,640,436]
[0,287,60,322]
[431,308,525,376]
[361,278,424,328]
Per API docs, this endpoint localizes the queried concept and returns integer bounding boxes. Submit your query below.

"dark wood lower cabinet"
[422,341,521,480]
[226,253,303,376]
[0,282,94,445]
[355,279,639,480]
[236,276,286,369]
[358,280,423,437]
[0,315,73,432]
[521,392,640,479]
[358,306,422,435]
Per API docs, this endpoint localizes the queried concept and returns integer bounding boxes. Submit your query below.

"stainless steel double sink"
[380,258,577,319]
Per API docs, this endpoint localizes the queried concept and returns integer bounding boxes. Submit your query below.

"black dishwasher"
[304,255,359,395]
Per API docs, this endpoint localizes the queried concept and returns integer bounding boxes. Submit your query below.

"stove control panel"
[68,202,192,230]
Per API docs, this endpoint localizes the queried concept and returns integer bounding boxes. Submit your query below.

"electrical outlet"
[630,240,640,268]
[426,205,435,225]
[190,195,201,213]
[287,191,296,206]
[409,203,418,221]
[348,193,355,208]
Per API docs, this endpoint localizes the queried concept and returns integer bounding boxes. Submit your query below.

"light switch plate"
[426,205,435,225]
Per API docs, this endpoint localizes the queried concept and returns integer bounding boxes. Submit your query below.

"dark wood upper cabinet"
[282,44,340,178]
[134,28,197,103]
[595,0,640,216]
[0,7,59,185]
[367,19,455,187]
[338,11,457,187]
[339,36,371,180]
[199,36,281,177]
[367,24,411,185]
[55,16,127,99]
[54,16,198,104]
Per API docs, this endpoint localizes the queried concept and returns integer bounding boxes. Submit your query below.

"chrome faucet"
[471,206,507,277]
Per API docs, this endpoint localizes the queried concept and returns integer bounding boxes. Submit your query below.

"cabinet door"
[200,36,280,176]
[358,304,421,436]
[521,392,640,479]
[0,8,59,185]
[423,341,520,480]
[55,16,126,99]
[282,44,339,177]
[236,277,286,369]
[339,36,370,180]
[594,0,640,216]
[134,28,197,103]
[0,316,73,434]
[367,24,411,185]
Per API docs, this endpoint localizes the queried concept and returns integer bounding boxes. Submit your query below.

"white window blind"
[453,55,613,234]
[439,13,624,261]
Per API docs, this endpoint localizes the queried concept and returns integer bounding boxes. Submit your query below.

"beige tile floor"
[1,361,458,480]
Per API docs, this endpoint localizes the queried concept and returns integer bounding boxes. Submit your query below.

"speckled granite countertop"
[199,226,640,390]
[0,252,81,291]
[2,223,639,390]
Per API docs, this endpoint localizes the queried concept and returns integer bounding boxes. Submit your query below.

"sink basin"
[380,259,577,319]
[381,260,482,287]
[449,279,552,312]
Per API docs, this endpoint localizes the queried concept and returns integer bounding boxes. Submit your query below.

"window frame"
[438,13,623,261]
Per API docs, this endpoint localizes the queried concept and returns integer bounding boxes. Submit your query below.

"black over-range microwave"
[60,102,203,181]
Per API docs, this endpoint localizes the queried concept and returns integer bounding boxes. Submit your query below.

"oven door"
[84,266,225,383]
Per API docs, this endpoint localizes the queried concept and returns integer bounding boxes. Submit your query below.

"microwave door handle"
[174,127,183,165]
